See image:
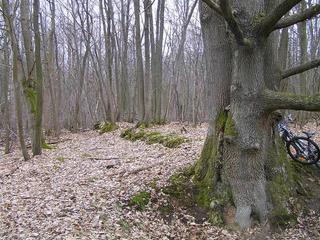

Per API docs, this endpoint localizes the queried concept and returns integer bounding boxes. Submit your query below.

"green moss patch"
[266,137,300,228]
[129,191,151,210]
[94,122,119,134]
[120,128,188,148]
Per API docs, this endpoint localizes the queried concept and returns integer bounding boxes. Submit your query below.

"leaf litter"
[0,122,319,239]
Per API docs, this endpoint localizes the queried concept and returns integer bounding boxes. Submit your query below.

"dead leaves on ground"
[0,122,319,239]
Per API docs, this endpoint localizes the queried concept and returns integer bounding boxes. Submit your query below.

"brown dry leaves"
[0,122,319,239]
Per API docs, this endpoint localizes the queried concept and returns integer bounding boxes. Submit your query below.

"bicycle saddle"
[302,131,316,138]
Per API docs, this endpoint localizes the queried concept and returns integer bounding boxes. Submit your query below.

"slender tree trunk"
[144,0,152,123]
[21,0,43,155]
[133,0,145,121]
[151,0,165,123]
[2,0,30,160]
[1,42,10,154]
[47,0,59,136]
[100,0,116,123]
[119,0,131,121]
[298,1,308,123]
[32,0,44,155]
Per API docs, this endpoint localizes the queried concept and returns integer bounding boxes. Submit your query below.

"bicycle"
[277,114,320,165]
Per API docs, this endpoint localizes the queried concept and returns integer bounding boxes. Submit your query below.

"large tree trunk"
[192,0,311,229]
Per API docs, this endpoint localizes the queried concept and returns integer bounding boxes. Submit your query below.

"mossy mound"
[94,122,119,134]
[120,128,188,148]
[129,191,151,211]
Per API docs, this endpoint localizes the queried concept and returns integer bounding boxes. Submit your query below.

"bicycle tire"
[286,137,320,165]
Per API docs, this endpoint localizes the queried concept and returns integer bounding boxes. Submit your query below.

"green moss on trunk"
[266,136,299,228]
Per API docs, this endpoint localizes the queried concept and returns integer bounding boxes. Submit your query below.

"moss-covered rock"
[129,191,151,211]
[120,128,188,148]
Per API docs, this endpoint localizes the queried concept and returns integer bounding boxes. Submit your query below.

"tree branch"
[274,4,320,30]
[219,0,251,46]
[262,89,320,112]
[256,0,302,36]
[281,59,320,79]
[202,0,222,15]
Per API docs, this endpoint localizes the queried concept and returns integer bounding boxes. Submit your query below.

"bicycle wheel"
[286,137,320,165]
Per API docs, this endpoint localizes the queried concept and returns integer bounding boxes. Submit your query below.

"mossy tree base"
[161,110,312,229]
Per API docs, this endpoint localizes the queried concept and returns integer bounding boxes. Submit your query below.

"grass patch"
[129,191,151,211]
[120,128,188,148]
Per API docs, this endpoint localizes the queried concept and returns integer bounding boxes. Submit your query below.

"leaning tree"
[193,0,320,229]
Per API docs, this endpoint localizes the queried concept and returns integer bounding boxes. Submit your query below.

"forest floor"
[0,122,319,240]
